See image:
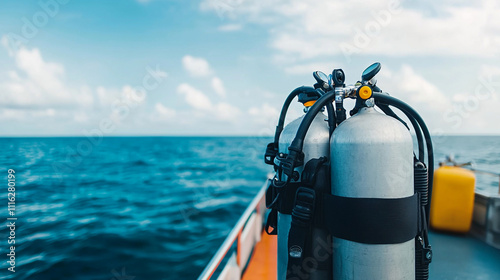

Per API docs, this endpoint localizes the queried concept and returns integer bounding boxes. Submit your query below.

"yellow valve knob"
[358,86,372,100]
[304,100,316,107]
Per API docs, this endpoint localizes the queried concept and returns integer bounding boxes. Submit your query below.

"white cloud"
[218,24,243,32]
[96,86,117,107]
[215,102,240,121]
[200,0,500,59]
[377,64,499,134]
[154,103,176,119]
[96,85,147,110]
[249,103,276,117]
[211,77,226,97]
[176,82,241,123]
[249,103,279,125]
[182,55,212,77]
[1,35,16,56]
[73,111,90,123]
[15,48,64,93]
[0,43,93,109]
[0,40,158,133]
[177,83,213,110]
[390,65,448,111]
[375,65,450,133]
[479,65,500,80]
[441,64,500,134]
[0,108,55,122]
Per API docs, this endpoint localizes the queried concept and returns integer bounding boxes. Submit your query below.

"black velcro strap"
[301,157,327,187]
[324,193,419,244]
[302,158,330,228]
[271,182,301,215]
[287,187,315,279]
[264,142,278,166]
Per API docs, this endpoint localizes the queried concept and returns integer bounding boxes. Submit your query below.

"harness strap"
[264,179,301,235]
[286,187,315,279]
[286,157,327,279]
[323,193,420,244]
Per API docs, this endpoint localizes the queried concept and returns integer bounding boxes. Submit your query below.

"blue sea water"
[0,136,499,280]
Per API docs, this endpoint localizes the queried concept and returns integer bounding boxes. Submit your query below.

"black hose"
[273,88,302,148]
[377,104,409,129]
[326,101,336,135]
[318,88,336,135]
[373,89,424,161]
[287,91,336,155]
[407,112,425,162]
[373,93,434,227]
[273,88,335,148]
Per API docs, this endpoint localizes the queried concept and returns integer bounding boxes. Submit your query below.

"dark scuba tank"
[330,106,415,279]
[273,87,330,280]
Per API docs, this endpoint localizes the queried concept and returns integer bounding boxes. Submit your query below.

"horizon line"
[0,134,499,138]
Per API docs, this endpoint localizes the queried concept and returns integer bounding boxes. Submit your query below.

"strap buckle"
[264,142,278,166]
[291,187,316,228]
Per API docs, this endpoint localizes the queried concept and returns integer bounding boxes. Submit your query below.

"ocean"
[0,136,499,280]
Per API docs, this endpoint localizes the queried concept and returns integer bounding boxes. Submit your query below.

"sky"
[0,0,499,136]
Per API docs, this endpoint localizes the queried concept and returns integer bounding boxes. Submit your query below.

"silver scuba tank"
[330,107,415,280]
[278,103,330,280]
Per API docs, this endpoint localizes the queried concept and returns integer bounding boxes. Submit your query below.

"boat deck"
[241,232,276,280]
[429,230,500,279]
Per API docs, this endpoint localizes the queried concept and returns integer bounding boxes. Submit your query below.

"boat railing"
[467,168,500,194]
[440,158,500,194]
[197,177,269,280]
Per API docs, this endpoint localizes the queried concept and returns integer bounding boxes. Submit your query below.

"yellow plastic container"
[430,166,476,233]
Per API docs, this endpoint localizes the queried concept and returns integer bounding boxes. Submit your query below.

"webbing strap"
[286,187,315,280]
[264,179,302,235]
[286,158,327,279]
[324,193,420,244]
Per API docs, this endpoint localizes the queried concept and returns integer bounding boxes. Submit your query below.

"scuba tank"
[264,85,333,280]
[331,107,415,279]
[265,62,433,280]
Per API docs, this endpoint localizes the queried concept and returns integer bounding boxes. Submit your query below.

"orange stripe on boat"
[237,229,242,266]
[242,232,277,280]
